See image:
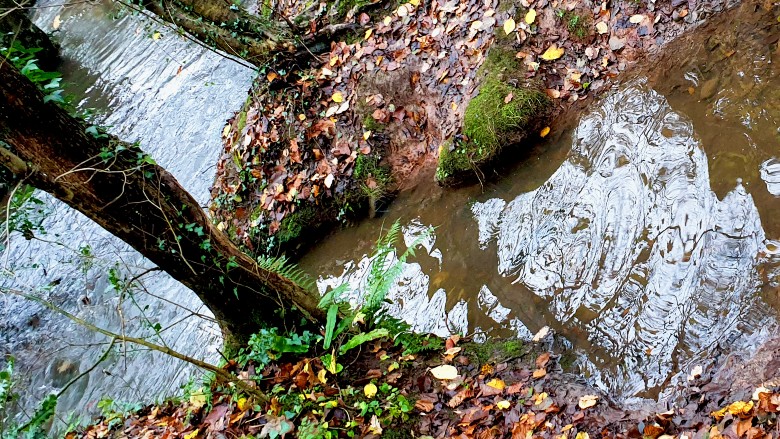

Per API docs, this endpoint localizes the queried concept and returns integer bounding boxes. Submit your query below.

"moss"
[436,47,550,184]
[362,113,384,132]
[465,339,528,365]
[277,204,319,244]
[558,10,592,40]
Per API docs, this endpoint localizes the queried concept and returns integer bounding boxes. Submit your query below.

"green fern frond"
[256,254,315,291]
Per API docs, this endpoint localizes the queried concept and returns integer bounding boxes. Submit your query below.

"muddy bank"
[209,0,742,255]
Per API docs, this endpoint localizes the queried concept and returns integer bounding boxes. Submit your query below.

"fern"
[362,221,429,326]
[256,254,315,291]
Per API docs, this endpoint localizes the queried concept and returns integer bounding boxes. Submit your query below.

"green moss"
[558,10,591,39]
[465,339,528,365]
[362,113,384,132]
[277,204,319,244]
[436,47,550,184]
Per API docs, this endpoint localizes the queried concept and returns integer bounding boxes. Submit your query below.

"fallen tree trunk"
[0,61,326,345]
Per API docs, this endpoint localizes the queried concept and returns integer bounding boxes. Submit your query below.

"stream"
[1,0,778,428]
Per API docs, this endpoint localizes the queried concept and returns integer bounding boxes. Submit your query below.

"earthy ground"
[75,332,780,439]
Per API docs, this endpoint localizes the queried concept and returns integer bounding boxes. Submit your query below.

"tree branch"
[0,145,29,176]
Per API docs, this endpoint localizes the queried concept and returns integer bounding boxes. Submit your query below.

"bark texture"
[0,62,325,344]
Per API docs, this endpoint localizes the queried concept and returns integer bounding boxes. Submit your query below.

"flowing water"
[0,0,254,426]
[1,0,779,428]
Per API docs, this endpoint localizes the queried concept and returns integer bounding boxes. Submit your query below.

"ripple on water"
[473,82,775,398]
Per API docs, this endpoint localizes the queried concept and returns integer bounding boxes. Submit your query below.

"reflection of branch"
[56,338,117,397]
[5,288,267,401]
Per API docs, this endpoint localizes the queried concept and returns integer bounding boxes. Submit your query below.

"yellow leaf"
[578,394,598,409]
[383,16,392,25]
[712,400,753,419]
[595,21,609,34]
[575,433,590,439]
[222,124,231,138]
[184,429,199,439]
[329,56,339,66]
[317,369,328,384]
[298,114,306,121]
[451,102,457,110]
[540,126,551,137]
[152,31,161,40]
[267,71,279,82]
[525,9,536,24]
[503,18,516,34]
[364,29,373,40]
[496,400,511,410]
[189,388,207,410]
[430,364,459,380]
[470,20,483,31]
[332,92,344,103]
[364,382,378,398]
[409,0,420,6]
[237,397,250,412]
[540,45,564,61]
[363,130,372,140]
[486,378,505,390]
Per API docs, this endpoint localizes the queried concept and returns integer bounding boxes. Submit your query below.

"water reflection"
[1,0,253,425]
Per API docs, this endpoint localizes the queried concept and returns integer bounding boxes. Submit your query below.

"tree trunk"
[0,61,325,345]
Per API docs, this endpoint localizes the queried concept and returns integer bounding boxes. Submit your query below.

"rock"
[609,35,626,51]
[700,77,719,99]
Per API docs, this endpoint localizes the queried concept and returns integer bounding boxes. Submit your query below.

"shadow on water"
[299,2,780,403]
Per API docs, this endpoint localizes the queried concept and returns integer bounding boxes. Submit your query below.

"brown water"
[300,3,780,402]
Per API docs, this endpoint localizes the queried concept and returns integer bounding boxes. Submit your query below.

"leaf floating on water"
[540,45,564,61]
[430,364,459,380]
[578,394,599,409]
[503,18,516,34]
[52,15,61,30]
[525,9,536,24]
[540,126,551,138]
[152,31,161,40]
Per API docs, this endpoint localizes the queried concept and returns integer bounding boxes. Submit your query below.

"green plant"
[240,328,321,369]
[0,358,58,439]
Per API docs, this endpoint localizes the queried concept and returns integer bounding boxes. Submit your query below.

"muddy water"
[0,0,253,426]
[300,4,780,401]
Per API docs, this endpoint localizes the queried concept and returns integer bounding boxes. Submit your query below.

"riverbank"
[74,329,780,439]
[209,0,740,255]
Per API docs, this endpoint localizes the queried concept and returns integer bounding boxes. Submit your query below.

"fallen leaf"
[629,14,644,23]
[540,126,551,137]
[363,130,372,140]
[533,324,560,343]
[369,415,383,435]
[430,364,459,380]
[596,21,609,34]
[541,45,564,61]
[364,29,373,40]
[497,400,511,410]
[504,18,517,34]
[324,174,335,188]
[504,92,514,103]
[364,382,377,398]
[332,92,344,103]
[575,433,590,439]
[687,365,703,381]
[536,352,551,368]
[415,398,435,412]
[267,71,278,82]
[52,15,61,30]
[578,395,598,409]
[486,378,506,391]
[184,430,199,439]
[237,397,250,412]
[470,20,483,31]
[525,9,536,24]
[152,31,161,40]
[533,368,547,378]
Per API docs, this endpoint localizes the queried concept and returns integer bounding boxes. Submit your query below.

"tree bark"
[0,61,325,345]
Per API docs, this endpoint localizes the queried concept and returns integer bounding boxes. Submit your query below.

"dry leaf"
[533,368,547,378]
[324,174,335,188]
[470,20,483,31]
[486,378,506,390]
[540,126,551,137]
[52,15,61,30]
[267,71,279,82]
[504,92,514,103]
[497,400,511,410]
[430,364,459,380]
[532,326,550,341]
[503,18,516,34]
[578,395,598,409]
[540,45,564,61]
[629,14,644,23]
[152,31,161,41]
[525,9,536,24]
[596,21,609,34]
[332,92,344,103]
